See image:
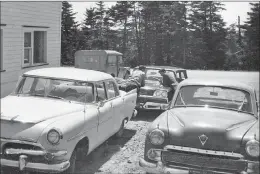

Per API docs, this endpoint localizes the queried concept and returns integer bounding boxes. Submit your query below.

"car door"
[121,88,138,121]
[104,80,123,134]
[95,81,114,143]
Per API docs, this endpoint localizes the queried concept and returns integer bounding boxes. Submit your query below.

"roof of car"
[179,78,255,92]
[24,67,113,82]
[135,65,185,71]
[76,50,123,56]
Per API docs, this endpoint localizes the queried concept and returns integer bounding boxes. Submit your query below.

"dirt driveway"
[75,110,162,174]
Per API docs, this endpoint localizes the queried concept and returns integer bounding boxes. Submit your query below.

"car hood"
[144,80,161,88]
[167,107,257,152]
[0,95,84,141]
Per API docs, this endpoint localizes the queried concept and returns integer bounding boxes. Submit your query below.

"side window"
[20,77,34,93]
[95,82,107,102]
[105,81,119,99]
[107,55,117,66]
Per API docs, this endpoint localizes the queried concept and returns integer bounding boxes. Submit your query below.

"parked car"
[134,65,188,111]
[139,79,259,174]
[0,67,138,173]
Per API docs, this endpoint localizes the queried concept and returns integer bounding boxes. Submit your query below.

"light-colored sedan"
[0,67,138,173]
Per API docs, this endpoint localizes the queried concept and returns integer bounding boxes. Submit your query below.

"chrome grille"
[0,138,45,163]
[161,150,247,172]
[140,89,154,96]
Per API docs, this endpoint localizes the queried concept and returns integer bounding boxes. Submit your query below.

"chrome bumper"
[1,148,69,172]
[139,158,259,174]
[139,158,189,174]
[1,157,70,173]
[136,102,169,110]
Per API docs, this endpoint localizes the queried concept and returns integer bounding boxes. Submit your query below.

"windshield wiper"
[46,95,65,100]
[179,92,186,107]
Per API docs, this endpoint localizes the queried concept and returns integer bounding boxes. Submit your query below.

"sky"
[70,1,252,27]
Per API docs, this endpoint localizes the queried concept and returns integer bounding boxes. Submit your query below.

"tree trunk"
[134,4,143,64]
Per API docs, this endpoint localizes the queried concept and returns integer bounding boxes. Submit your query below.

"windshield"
[174,85,253,114]
[15,76,95,103]
[132,68,175,82]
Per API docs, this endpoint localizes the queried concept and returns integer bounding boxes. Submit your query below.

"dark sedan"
[139,79,259,174]
[134,66,188,111]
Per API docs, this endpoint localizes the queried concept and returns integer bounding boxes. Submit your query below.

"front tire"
[63,150,77,174]
[114,119,125,138]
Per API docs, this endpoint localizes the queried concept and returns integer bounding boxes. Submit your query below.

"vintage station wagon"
[139,79,259,174]
[0,67,137,173]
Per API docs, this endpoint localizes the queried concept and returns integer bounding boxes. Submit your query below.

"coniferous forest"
[61,1,259,71]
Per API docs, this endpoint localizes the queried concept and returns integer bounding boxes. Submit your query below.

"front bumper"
[0,139,69,173]
[136,95,169,110]
[1,157,70,173]
[139,146,259,174]
[139,158,259,174]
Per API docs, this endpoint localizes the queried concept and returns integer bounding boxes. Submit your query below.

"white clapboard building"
[0,2,62,97]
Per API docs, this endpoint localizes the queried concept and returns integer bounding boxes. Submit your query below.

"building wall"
[0,2,62,97]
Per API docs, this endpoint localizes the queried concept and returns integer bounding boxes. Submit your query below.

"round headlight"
[47,129,61,145]
[149,129,165,145]
[154,90,162,96]
[161,91,167,98]
[245,140,259,157]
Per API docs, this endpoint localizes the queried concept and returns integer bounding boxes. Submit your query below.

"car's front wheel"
[114,119,125,138]
[63,150,77,174]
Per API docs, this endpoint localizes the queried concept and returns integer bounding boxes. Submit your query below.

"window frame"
[0,28,4,71]
[22,28,48,68]
[105,80,120,100]
[95,81,108,102]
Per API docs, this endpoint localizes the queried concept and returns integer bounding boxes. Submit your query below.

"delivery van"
[75,50,123,76]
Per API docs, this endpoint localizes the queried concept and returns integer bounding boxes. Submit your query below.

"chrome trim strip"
[163,145,244,158]
[0,138,44,149]
[4,148,67,157]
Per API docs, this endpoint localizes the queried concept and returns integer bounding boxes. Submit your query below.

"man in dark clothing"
[159,68,178,101]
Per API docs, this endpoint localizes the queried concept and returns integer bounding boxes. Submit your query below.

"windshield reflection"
[174,85,253,114]
[15,76,95,103]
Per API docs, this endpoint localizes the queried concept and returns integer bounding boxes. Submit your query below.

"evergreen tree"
[242,2,260,70]
[189,1,227,69]
[109,2,134,61]
[61,1,79,65]
[82,7,97,49]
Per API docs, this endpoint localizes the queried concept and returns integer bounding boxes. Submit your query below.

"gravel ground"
[75,110,162,174]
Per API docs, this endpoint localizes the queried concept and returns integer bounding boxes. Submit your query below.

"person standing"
[158,68,178,101]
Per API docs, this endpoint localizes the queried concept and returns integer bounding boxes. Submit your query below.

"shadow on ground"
[132,110,163,122]
[75,128,136,173]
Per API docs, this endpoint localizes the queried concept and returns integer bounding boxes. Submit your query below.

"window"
[16,76,94,103]
[107,55,117,66]
[174,85,253,114]
[105,81,119,99]
[23,30,47,66]
[0,29,3,71]
[96,82,107,102]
